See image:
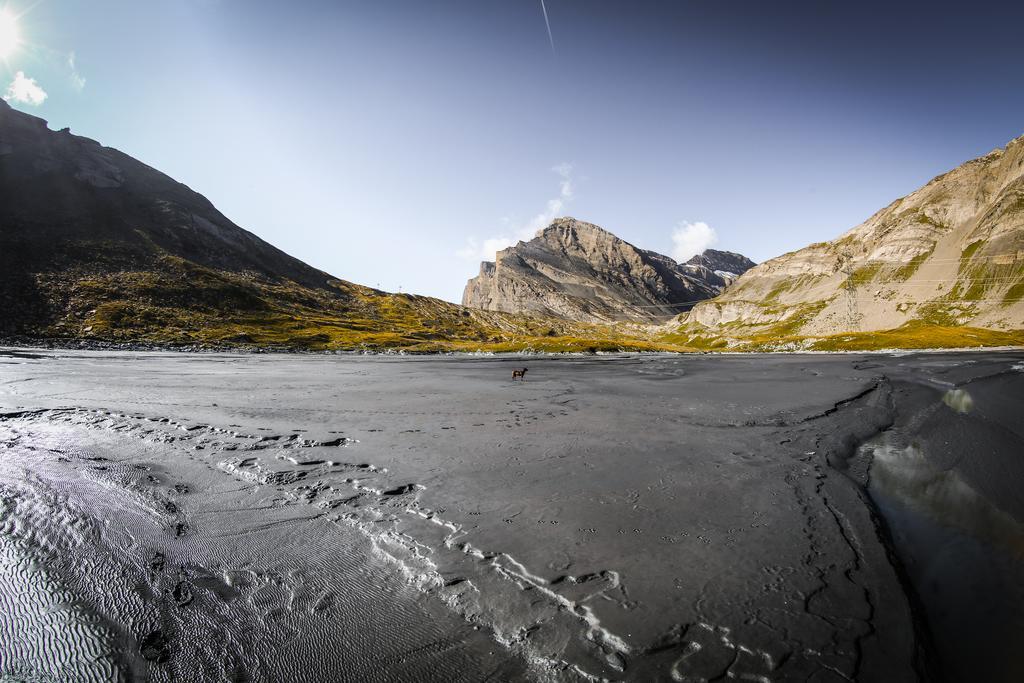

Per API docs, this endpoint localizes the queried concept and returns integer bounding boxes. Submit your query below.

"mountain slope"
[0,101,681,352]
[672,134,1024,349]
[463,217,754,323]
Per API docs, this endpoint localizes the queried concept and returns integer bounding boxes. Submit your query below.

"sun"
[0,8,20,60]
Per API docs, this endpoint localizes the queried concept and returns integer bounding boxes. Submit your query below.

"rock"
[462,218,755,323]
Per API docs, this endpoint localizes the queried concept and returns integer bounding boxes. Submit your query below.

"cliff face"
[681,134,1024,338]
[462,217,754,323]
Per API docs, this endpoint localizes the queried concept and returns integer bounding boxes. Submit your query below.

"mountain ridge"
[2,95,1021,352]
[462,217,755,323]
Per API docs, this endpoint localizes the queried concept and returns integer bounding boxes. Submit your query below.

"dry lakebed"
[1,348,1022,682]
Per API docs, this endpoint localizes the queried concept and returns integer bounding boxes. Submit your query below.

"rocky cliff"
[462,218,754,323]
[679,134,1024,343]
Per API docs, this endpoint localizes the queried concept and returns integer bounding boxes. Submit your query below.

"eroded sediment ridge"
[0,406,643,680]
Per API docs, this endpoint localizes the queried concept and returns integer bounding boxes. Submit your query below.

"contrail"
[539,0,555,55]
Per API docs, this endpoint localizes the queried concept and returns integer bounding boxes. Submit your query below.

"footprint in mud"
[668,623,773,683]
[172,581,194,606]
[139,630,171,663]
[192,572,243,603]
[311,590,335,613]
[149,552,166,574]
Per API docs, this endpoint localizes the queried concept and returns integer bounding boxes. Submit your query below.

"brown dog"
[512,368,528,381]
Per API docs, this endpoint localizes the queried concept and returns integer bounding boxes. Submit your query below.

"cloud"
[456,236,519,263]
[4,71,47,106]
[670,221,717,263]
[457,163,574,262]
[68,52,86,91]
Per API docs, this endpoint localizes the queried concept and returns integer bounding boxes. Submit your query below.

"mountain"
[670,134,1024,350]
[462,217,755,323]
[0,99,341,296]
[0,100,677,353]
[684,249,758,277]
[5,94,1018,353]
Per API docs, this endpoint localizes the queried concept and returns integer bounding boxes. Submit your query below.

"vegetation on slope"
[13,252,1023,353]
[17,253,691,353]
[805,324,1024,351]
[8,240,1020,353]
[658,318,1024,352]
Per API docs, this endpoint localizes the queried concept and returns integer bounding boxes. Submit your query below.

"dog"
[512,368,528,381]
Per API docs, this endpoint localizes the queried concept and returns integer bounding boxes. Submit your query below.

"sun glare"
[0,9,20,59]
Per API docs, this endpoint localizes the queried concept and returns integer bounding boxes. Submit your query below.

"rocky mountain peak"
[524,217,625,255]
[464,219,754,323]
[536,216,611,238]
[685,249,757,277]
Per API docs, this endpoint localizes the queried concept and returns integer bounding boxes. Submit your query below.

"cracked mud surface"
[1,349,1022,681]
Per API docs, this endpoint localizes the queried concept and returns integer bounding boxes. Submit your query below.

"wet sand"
[1,349,1022,681]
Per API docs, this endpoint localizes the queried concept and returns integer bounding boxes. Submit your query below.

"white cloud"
[68,52,86,91]
[457,163,574,262]
[4,71,47,106]
[670,220,718,263]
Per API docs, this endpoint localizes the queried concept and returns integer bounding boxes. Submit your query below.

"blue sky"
[3,1,1023,303]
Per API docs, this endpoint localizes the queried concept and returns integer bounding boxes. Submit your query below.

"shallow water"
[864,432,1024,682]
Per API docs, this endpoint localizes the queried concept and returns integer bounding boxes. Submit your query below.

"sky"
[2,0,1023,303]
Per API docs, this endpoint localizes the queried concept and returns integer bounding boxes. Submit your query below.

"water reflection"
[942,388,974,414]
[869,435,1023,557]
[863,433,1024,682]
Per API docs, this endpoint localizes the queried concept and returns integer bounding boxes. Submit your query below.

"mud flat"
[1,348,1022,682]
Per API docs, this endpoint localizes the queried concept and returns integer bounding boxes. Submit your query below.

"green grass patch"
[762,279,793,302]
[892,246,935,281]
[959,240,985,272]
[754,301,829,339]
[955,259,1024,303]
[914,301,969,327]
[807,324,1024,351]
[848,262,883,286]
[1004,281,1024,306]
